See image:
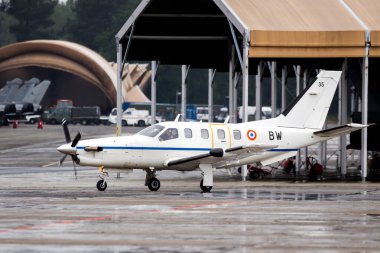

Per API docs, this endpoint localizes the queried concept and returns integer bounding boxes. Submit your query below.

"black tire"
[137,120,145,127]
[80,119,88,125]
[200,179,212,192]
[148,178,160,191]
[50,119,57,124]
[249,171,260,180]
[96,180,107,191]
[122,120,127,126]
[29,119,36,124]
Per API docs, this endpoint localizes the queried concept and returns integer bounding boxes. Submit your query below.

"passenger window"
[184,128,192,138]
[201,129,209,139]
[159,128,178,141]
[233,130,241,140]
[217,129,225,139]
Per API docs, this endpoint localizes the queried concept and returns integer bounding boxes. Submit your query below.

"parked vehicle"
[44,106,101,125]
[108,108,162,126]
[196,107,209,121]
[237,106,272,121]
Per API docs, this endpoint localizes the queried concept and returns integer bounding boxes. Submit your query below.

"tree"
[0,11,16,47]
[67,0,139,61]
[5,0,57,41]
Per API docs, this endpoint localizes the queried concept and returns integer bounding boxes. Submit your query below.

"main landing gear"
[145,169,160,191]
[200,180,212,192]
[199,164,213,193]
[96,166,108,191]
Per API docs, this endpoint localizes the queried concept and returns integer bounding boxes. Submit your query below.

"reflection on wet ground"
[0,169,379,252]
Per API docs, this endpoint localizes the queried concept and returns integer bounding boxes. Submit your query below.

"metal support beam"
[241,30,250,181]
[271,62,277,118]
[255,62,264,121]
[208,69,216,122]
[181,65,189,122]
[303,69,309,167]
[151,61,158,125]
[281,65,288,112]
[361,39,370,181]
[228,20,243,71]
[229,45,235,123]
[116,42,123,136]
[295,65,302,173]
[121,25,135,78]
[339,59,348,178]
[233,72,240,123]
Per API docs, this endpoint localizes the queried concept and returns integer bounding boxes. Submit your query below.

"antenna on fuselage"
[174,114,181,122]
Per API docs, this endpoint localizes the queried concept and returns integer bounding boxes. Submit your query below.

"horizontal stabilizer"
[313,123,368,138]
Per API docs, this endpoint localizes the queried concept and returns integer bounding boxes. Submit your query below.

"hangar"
[0,40,151,112]
[116,0,380,179]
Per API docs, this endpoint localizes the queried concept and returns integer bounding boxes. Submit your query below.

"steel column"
[116,42,123,136]
[151,61,157,125]
[339,60,348,177]
[303,69,309,167]
[229,45,235,123]
[181,65,189,122]
[281,65,287,112]
[241,30,250,181]
[208,69,216,122]
[295,65,301,173]
[255,62,263,121]
[271,61,277,118]
[361,41,369,181]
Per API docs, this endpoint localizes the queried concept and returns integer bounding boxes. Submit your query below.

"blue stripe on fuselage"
[77,146,298,152]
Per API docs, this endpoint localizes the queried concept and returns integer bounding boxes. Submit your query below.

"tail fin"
[277,70,341,129]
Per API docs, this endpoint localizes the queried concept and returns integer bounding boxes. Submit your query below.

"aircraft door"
[209,124,231,149]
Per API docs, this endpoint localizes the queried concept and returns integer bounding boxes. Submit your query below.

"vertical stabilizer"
[277,70,341,130]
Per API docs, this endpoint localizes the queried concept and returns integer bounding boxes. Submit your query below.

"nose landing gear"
[145,168,161,191]
[96,166,109,191]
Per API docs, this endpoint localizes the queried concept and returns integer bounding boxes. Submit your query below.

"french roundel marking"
[247,130,257,141]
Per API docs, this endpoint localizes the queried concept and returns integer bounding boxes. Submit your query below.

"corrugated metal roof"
[224,0,368,58]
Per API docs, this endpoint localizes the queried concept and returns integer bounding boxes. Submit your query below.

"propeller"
[59,119,81,178]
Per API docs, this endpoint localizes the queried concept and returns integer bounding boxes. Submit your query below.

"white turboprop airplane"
[58,70,366,192]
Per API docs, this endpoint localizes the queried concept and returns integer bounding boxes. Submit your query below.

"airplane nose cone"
[57,144,76,155]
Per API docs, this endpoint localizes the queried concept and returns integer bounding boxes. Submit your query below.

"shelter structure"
[0,40,151,111]
[116,0,380,180]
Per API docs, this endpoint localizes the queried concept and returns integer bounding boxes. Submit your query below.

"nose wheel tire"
[148,178,160,191]
[200,180,212,192]
[96,179,107,191]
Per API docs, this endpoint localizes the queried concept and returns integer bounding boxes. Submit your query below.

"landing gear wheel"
[200,179,212,192]
[148,178,160,191]
[96,179,107,191]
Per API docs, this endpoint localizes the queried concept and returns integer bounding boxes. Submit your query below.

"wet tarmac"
[0,124,380,252]
[0,167,379,252]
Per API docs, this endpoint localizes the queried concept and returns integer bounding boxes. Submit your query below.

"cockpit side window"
[136,125,164,137]
[159,128,179,141]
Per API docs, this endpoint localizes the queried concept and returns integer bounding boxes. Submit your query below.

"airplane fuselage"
[74,120,326,171]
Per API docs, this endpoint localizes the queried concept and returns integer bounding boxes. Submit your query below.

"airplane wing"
[164,143,278,170]
[313,123,368,138]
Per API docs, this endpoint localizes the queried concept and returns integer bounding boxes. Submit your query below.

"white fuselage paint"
[73,120,328,171]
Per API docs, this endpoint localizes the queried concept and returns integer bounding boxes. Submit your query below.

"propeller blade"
[62,119,71,143]
[71,131,81,147]
[59,154,68,167]
[72,160,77,179]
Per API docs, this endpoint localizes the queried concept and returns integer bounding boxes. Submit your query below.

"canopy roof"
[117,0,380,71]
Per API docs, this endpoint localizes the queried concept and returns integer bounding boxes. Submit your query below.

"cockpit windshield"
[136,124,165,137]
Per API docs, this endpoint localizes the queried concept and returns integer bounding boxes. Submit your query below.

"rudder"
[277,70,341,130]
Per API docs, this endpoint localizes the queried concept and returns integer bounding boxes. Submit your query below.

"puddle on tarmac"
[164,188,380,202]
